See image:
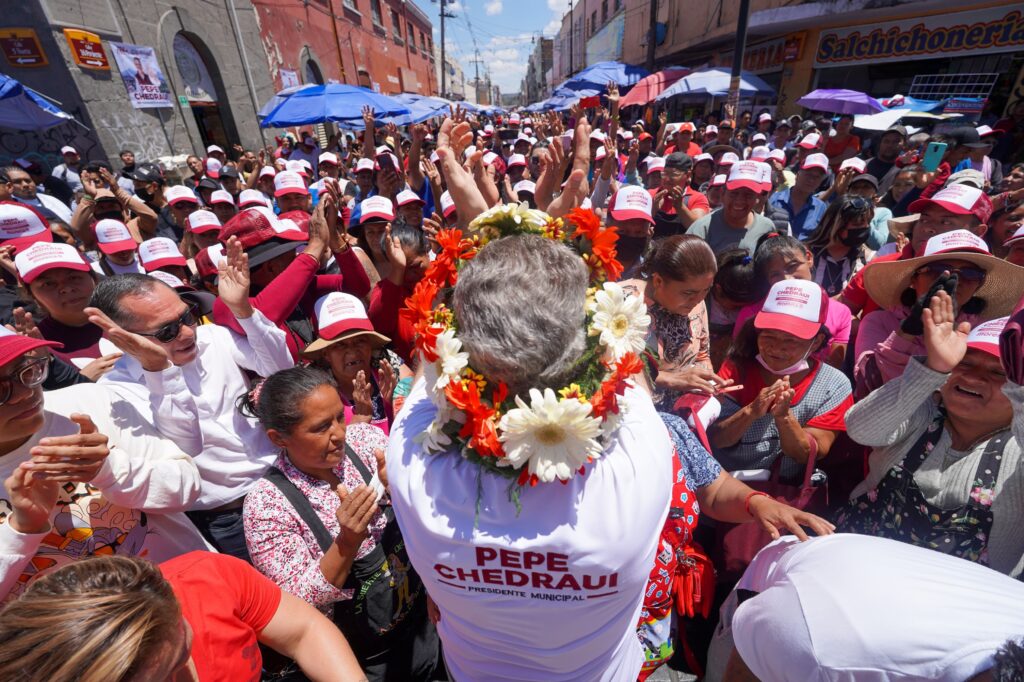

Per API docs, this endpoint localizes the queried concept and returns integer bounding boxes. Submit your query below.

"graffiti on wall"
[0,105,102,170]
[94,108,169,162]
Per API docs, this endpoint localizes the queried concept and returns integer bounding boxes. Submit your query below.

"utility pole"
[568,0,573,77]
[328,0,347,83]
[726,0,751,119]
[435,0,455,97]
[645,0,657,72]
[469,51,485,104]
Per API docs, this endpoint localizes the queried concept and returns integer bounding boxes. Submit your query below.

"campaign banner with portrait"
[109,42,172,109]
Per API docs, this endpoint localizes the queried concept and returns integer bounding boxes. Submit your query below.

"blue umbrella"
[557,61,650,93]
[257,84,317,119]
[655,67,775,100]
[390,93,452,124]
[0,74,76,130]
[259,84,410,128]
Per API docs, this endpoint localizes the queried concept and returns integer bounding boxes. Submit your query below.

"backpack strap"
[262,467,335,553]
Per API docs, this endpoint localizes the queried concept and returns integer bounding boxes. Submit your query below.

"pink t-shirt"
[733,295,852,361]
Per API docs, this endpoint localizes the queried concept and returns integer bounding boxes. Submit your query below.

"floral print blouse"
[242,423,389,617]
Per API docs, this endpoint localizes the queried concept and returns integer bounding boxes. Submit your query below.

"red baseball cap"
[0,329,62,368]
[138,237,187,272]
[608,186,654,224]
[194,243,225,279]
[909,185,993,225]
[0,201,53,253]
[755,279,828,340]
[219,207,305,267]
[396,189,425,208]
[14,242,90,283]
[94,219,138,255]
[303,292,390,355]
[966,316,1007,359]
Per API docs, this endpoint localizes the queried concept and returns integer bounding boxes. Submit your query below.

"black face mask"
[617,235,650,264]
[840,228,870,248]
[134,187,153,202]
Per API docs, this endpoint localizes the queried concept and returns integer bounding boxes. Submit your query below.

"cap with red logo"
[755,279,828,340]
[798,133,821,149]
[303,292,391,355]
[719,152,740,167]
[360,196,395,224]
[440,191,456,219]
[726,161,770,193]
[148,270,191,291]
[355,158,375,173]
[318,152,340,166]
[966,316,1008,359]
[693,153,713,166]
[839,157,867,173]
[509,113,521,125]
[258,166,277,179]
[769,148,787,164]
[206,144,225,155]
[396,189,425,208]
[238,189,270,209]
[210,190,235,206]
[608,186,654,225]
[645,156,666,173]
[710,174,727,188]
[274,171,309,198]
[285,160,309,177]
[507,153,527,169]
[801,153,829,172]
[205,158,222,179]
[909,184,993,225]
[749,146,770,161]
[194,243,226,279]
[138,237,187,272]
[0,201,53,253]
[94,219,138,255]
[186,210,222,235]
[166,186,199,206]
[15,242,91,283]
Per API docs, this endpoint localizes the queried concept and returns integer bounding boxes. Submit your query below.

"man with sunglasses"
[0,329,208,603]
[85,238,294,562]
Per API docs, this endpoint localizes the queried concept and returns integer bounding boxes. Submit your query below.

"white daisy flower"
[417,418,453,453]
[589,282,651,362]
[498,388,603,483]
[433,329,469,392]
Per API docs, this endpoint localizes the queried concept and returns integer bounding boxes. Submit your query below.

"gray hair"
[89,274,175,327]
[453,234,588,397]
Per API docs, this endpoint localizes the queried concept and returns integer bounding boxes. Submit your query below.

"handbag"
[712,435,825,581]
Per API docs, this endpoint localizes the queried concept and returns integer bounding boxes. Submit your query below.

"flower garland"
[400,203,651,489]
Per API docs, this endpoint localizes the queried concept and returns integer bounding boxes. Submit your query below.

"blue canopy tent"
[390,93,453,124]
[259,84,410,129]
[0,74,77,130]
[257,84,317,120]
[655,67,775,100]
[556,61,650,93]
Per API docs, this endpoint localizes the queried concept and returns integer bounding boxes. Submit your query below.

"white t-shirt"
[387,379,673,682]
[0,383,209,603]
[732,534,1024,682]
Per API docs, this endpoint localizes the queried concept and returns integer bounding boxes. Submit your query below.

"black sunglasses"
[914,262,987,284]
[133,305,198,343]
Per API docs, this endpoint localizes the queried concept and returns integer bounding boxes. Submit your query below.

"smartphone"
[921,142,947,172]
[497,128,518,142]
[376,152,395,173]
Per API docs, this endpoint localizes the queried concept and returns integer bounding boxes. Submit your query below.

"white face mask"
[755,351,810,377]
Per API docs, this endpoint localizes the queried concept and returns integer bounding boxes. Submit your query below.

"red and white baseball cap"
[186,209,222,235]
[285,160,309,177]
[645,156,666,173]
[693,153,713,166]
[94,219,138,255]
[396,189,425,208]
[966,316,1007,359]
[752,133,767,144]
[976,125,997,138]
[440,191,456,219]
[617,130,634,141]
[589,130,606,142]
[0,201,53,253]
[483,124,495,137]
[710,173,727,188]
[355,158,376,173]
[507,153,527,169]
[726,161,769,193]
[318,152,340,166]
[258,166,277,180]
[515,133,531,145]
[274,171,309,197]
[909,184,993,225]
[482,151,499,166]
[60,145,77,155]
[194,243,225,279]
[719,152,740,167]
[801,153,829,172]
[238,189,270,209]
[919,229,990,257]
[166,185,199,206]
[840,157,867,173]
[509,113,521,125]
[769,149,787,164]
[303,292,390,354]
[148,270,190,290]
[205,158,222,179]
[705,124,718,135]
[138,237,187,272]
[755,279,828,340]
[595,146,608,162]
[608,185,654,224]
[462,146,477,161]
[749,146,770,161]
[206,144,225,155]
[1003,225,1024,248]
[15,242,90,283]
[210,190,235,206]
[359,196,395,224]
[513,180,536,196]
[758,113,772,123]
[798,133,821,149]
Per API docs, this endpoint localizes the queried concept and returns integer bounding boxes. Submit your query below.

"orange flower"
[427,229,477,287]
[588,225,623,283]
[566,207,601,241]
[447,380,505,458]
[590,352,644,419]
[401,279,443,360]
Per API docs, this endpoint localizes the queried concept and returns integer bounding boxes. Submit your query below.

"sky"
[410,0,566,96]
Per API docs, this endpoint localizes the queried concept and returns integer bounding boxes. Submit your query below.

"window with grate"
[908,73,999,101]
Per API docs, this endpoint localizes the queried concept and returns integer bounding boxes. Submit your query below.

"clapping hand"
[25,414,110,482]
[352,370,374,417]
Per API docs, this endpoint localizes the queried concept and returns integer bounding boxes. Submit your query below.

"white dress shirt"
[101,309,294,509]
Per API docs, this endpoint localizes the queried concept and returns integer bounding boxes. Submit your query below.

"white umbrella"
[655,67,775,101]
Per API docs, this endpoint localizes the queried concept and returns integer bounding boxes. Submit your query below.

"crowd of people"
[0,87,1022,682]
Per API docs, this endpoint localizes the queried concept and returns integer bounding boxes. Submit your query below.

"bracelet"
[744,491,770,517]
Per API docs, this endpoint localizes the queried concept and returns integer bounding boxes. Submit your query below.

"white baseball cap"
[909,184,993,225]
[710,173,727,187]
[513,180,536,196]
[258,166,277,179]
[285,160,309,177]
[798,133,821,149]
[166,185,199,206]
[238,189,270,209]
[840,157,867,173]
[148,270,189,289]
[482,151,499,166]
[608,185,654,224]
[274,171,308,197]
[94,219,137,255]
[319,152,340,166]
[755,279,828,340]
[359,196,395,224]
[758,112,772,123]
[0,201,52,252]
[617,130,634,141]
[595,146,608,162]
[15,242,90,283]
[304,292,390,354]
[769,149,787,164]
[138,237,187,272]
[645,156,666,173]
[205,158,222,179]
[752,133,767,143]
[206,144,225,155]
[396,189,425,207]
[355,158,376,173]
[966,316,1008,359]
[705,125,718,135]
[507,153,527,169]
[749,146,770,161]
[919,229,990,257]
[210,190,235,206]
[589,130,606,142]
[726,161,769,193]
[719,152,740,167]
[801,153,829,172]
[60,145,77,155]
[693,153,714,166]
[440,191,456,218]
[186,209,222,234]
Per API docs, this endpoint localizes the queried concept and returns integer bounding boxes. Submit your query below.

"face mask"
[134,187,153,202]
[755,350,810,376]
[840,228,870,247]
[617,235,649,263]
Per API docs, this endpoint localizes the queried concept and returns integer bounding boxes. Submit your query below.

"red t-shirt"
[647,186,711,216]
[840,243,912,315]
[162,551,282,682]
[664,141,702,157]
[717,358,852,431]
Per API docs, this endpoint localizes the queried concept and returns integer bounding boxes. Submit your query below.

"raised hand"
[25,414,110,482]
[376,358,397,406]
[79,352,124,381]
[85,307,171,373]
[306,195,331,262]
[361,105,376,129]
[12,307,41,340]
[383,224,407,270]
[411,123,427,144]
[217,236,254,319]
[922,289,971,373]
[352,370,373,417]
[0,245,16,277]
